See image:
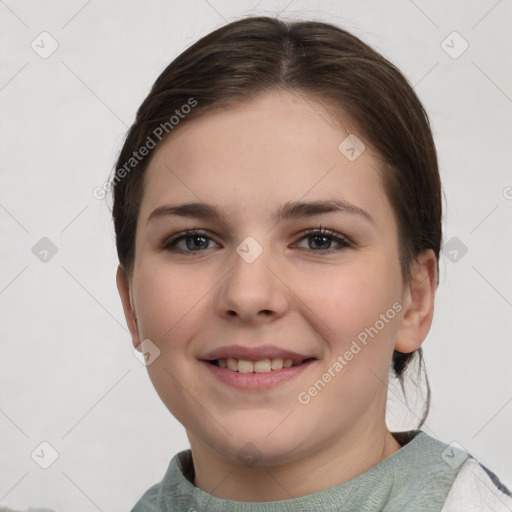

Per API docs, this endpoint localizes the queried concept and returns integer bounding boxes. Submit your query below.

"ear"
[395,249,437,353]
[116,265,141,350]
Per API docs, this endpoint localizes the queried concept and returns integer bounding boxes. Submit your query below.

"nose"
[215,242,289,324]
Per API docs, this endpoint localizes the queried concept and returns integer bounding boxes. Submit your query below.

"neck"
[188,420,402,502]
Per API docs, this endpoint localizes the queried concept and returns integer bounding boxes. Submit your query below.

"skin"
[117,90,437,501]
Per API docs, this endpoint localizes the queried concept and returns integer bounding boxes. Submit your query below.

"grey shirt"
[130,430,472,511]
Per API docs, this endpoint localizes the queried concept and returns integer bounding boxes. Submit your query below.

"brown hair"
[111,16,442,428]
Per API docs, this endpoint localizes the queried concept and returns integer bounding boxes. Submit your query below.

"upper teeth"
[217,358,298,373]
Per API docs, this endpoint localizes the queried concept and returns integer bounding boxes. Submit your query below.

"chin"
[201,419,311,467]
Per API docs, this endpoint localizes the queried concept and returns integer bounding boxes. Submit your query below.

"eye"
[293,227,351,253]
[163,229,221,253]
[162,227,350,255]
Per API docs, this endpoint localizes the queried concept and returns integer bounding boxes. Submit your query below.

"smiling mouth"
[206,357,315,373]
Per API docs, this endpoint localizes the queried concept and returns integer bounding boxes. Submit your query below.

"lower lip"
[201,360,316,390]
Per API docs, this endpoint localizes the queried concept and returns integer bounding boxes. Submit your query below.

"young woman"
[111,16,512,511]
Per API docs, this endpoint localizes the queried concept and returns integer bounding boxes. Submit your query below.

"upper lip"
[201,344,317,362]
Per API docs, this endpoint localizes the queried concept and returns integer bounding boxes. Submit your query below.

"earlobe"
[116,265,141,349]
[395,250,438,354]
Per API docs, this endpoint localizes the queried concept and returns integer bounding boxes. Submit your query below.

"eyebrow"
[147,199,374,225]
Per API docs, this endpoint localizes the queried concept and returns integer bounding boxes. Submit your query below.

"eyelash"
[162,227,351,255]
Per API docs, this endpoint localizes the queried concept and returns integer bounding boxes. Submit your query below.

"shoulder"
[442,457,512,512]
[130,449,194,511]
[130,482,163,511]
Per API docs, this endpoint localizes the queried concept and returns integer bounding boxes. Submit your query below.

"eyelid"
[293,227,352,252]
[298,227,350,242]
[162,229,221,250]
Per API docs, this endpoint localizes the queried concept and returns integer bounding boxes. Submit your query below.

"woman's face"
[122,90,414,466]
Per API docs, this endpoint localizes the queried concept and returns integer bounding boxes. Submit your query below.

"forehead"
[139,90,393,227]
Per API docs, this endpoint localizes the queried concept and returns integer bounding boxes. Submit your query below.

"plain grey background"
[1,0,511,510]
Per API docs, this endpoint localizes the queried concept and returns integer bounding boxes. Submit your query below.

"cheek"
[132,263,211,349]
[131,264,212,425]
[294,263,402,427]
[290,256,403,415]
[292,257,402,347]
